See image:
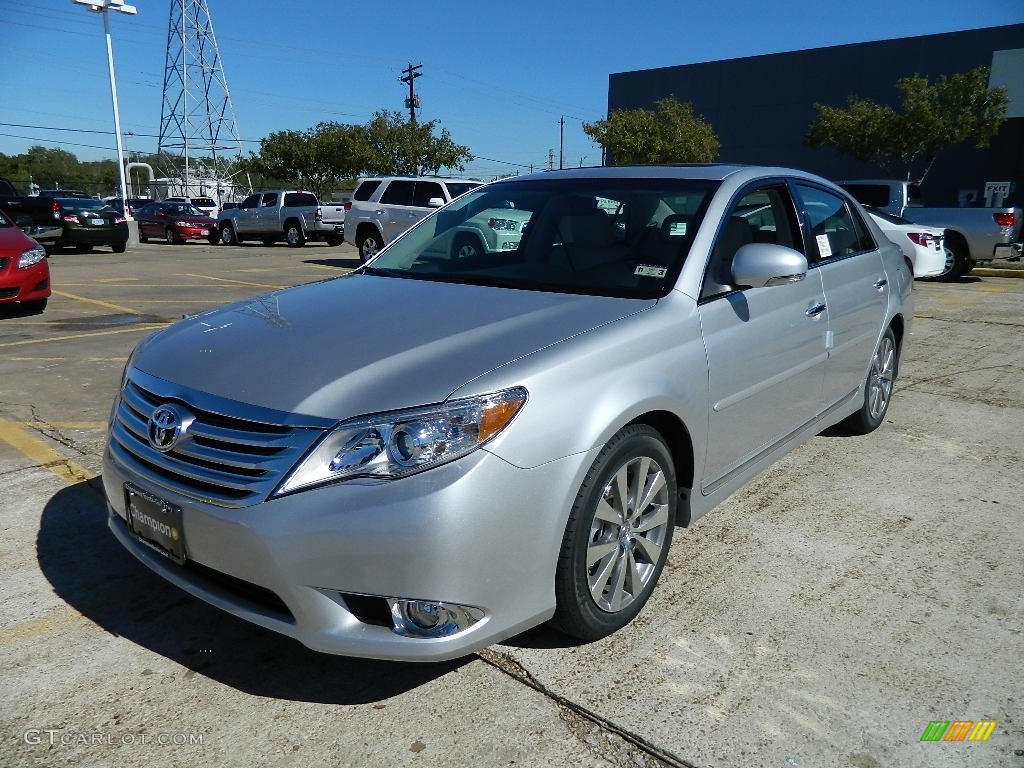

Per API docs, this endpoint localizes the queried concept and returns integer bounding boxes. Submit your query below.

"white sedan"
[866,207,949,278]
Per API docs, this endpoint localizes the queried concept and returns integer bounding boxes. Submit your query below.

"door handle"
[805,302,827,318]
[873,278,888,290]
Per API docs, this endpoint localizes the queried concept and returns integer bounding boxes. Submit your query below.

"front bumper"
[60,223,130,248]
[103,441,585,661]
[0,257,50,304]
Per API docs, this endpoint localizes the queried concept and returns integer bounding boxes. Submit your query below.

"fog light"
[387,598,485,639]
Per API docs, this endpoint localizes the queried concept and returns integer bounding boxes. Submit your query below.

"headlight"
[274,387,527,496]
[18,246,46,269]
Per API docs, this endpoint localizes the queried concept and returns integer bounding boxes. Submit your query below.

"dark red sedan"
[0,207,51,314]
[136,201,219,245]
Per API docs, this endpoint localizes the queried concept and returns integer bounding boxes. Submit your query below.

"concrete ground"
[1,240,1022,768]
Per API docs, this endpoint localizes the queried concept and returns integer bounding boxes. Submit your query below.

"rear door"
[792,183,887,407]
[698,182,828,494]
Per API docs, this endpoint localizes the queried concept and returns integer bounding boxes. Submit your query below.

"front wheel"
[165,228,180,245]
[553,425,676,641]
[220,224,238,246]
[452,232,485,259]
[284,222,305,247]
[840,327,898,434]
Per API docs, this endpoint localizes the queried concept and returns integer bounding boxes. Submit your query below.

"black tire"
[22,298,47,315]
[452,232,485,259]
[262,237,277,247]
[112,241,127,254]
[942,238,972,279]
[356,227,384,262]
[284,221,305,247]
[165,228,179,245]
[840,326,898,435]
[553,424,676,641]
[325,234,343,247]
[138,227,148,243]
[207,234,220,245]
[220,224,238,246]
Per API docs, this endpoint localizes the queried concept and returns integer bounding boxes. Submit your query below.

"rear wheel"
[942,238,972,279]
[112,241,127,254]
[356,227,383,262]
[325,234,343,247]
[553,424,676,641]
[138,227,149,243]
[840,327,898,434]
[285,222,305,247]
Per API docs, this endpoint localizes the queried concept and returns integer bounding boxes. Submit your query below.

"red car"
[0,207,51,314]
[136,201,219,245]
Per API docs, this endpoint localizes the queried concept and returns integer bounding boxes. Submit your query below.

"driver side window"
[701,184,801,300]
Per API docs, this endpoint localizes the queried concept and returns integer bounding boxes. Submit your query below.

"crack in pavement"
[476,648,702,768]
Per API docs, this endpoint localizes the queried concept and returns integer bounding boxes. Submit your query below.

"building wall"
[608,24,1024,207]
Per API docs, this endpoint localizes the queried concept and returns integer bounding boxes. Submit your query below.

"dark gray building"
[608,24,1024,208]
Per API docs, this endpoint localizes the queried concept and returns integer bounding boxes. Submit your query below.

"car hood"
[133,273,655,421]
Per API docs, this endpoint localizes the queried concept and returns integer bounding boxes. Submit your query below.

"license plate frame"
[125,483,186,564]
[90,218,105,226]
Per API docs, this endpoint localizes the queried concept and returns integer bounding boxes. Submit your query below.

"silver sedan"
[102,165,912,661]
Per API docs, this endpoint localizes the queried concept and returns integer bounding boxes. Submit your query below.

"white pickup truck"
[839,179,1022,277]
[216,190,344,248]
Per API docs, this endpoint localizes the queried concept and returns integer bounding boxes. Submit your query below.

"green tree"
[246,122,366,199]
[583,96,720,165]
[804,66,1009,183]
[360,110,472,176]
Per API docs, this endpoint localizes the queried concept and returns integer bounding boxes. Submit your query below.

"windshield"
[167,204,205,216]
[366,178,717,299]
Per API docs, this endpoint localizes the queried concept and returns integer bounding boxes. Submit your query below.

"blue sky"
[2,0,1022,181]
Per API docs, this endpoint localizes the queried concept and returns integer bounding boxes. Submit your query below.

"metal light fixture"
[72,0,137,222]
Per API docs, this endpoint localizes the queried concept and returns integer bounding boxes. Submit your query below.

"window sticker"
[815,234,833,258]
[666,220,688,237]
[634,264,668,278]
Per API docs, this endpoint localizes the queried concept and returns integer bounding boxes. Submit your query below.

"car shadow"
[37,480,467,703]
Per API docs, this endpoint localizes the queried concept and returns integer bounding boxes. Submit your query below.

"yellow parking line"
[184,273,284,289]
[0,606,84,649]
[96,277,141,283]
[0,417,96,486]
[8,357,65,361]
[0,324,167,348]
[52,290,143,315]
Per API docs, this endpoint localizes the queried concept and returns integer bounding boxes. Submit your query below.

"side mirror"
[427,197,445,208]
[731,243,808,288]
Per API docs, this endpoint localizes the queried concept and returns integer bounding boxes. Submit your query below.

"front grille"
[0,287,17,299]
[109,370,333,508]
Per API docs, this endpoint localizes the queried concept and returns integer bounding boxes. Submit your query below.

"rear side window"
[283,192,318,207]
[445,182,481,199]
[353,180,381,201]
[380,181,415,206]
[413,181,444,207]
[795,185,875,262]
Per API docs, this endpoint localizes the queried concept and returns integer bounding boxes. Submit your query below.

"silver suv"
[344,176,481,260]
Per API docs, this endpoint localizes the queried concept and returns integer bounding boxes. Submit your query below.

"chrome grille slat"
[112,371,331,508]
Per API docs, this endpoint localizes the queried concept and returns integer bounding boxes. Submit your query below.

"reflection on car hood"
[133,273,655,420]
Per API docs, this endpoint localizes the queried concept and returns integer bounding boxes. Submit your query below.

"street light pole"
[73,0,137,220]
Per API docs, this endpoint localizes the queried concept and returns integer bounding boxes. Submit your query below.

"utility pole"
[400,63,423,123]
[559,116,565,170]
[547,149,555,170]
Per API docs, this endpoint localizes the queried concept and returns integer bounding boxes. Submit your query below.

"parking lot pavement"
[1,248,1022,768]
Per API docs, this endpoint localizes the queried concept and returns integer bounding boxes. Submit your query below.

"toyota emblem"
[147,404,192,452]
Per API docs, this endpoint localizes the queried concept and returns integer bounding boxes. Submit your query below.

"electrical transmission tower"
[156,0,245,202]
